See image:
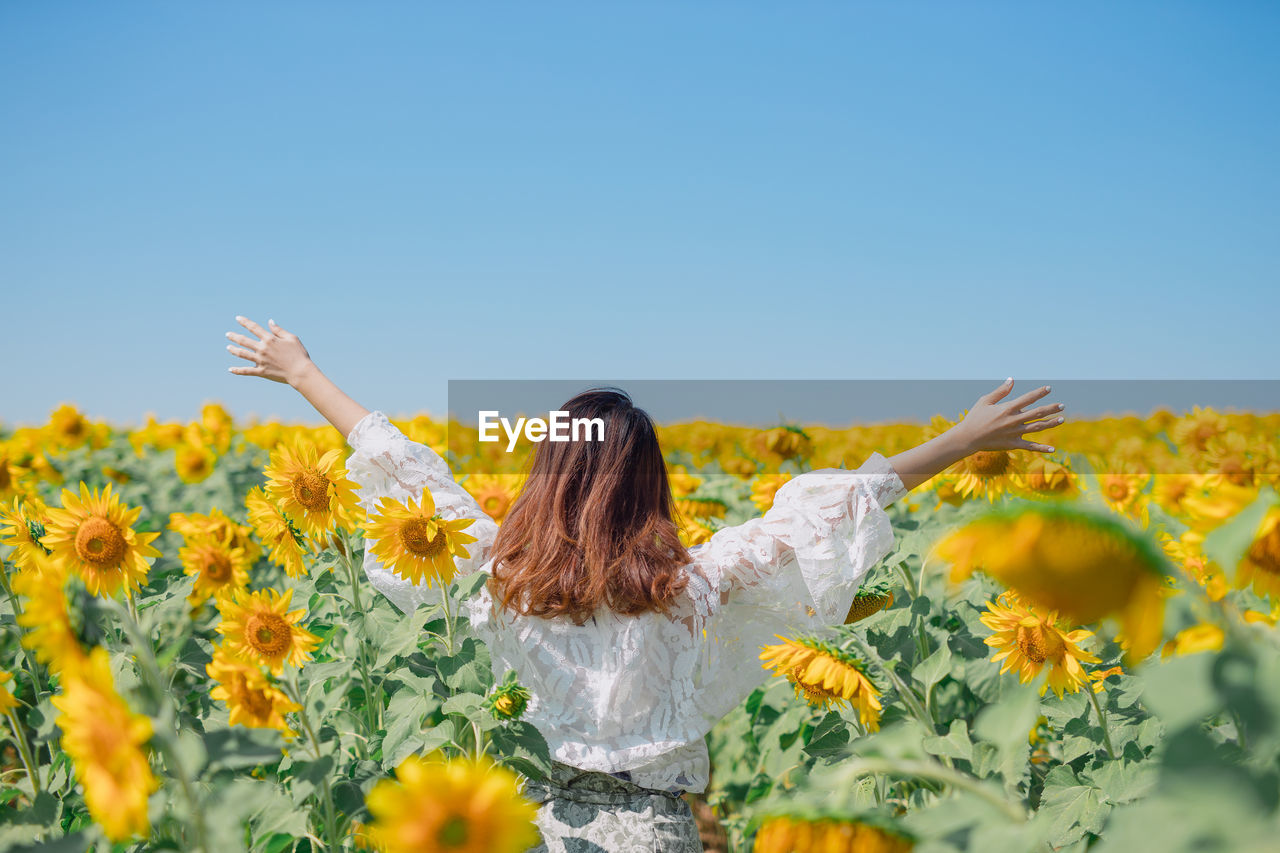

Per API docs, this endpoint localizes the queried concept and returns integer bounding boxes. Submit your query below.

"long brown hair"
[487,388,691,625]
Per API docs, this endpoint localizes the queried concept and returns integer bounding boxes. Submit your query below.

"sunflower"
[1236,507,1280,600]
[844,588,894,624]
[1151,472,1204,517]
[1202,432,1260,490]
[462,473,522,524]
[363,752,541,853]
[760,635,882,730]
[484,672,531,721]
[667,468,703,499]
[363,492,477,588]
[1089,665,1124,693]
[207,648,299,737]
[753,815,914,853]
[0,495,52,569]
[217,587,320,674]
[245,487,310,578]
[676,497,728,520]
[41,482,160,598]
[263,441,361,538]
[46,404,92,450]
[752,426,813,464]
[179,537,250,605]
[52,647,157,841]
[12,558,88,674]
[0,670,17,713]
[750,473,793,514]
[1161,623,1224,658]
[933,505,1168,662]
[980,592,1099,698]
[1170,406,1228,452]
[174,440,217,484]
[954,449,1027,502]
[679,519,715,548]
[1016,457,1079,498]
[0,447,28,499]
[170,507,262,565]
[1159,529,1227,601]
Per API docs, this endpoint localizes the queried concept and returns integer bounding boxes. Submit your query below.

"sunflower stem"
[4,708,43,797]
[110,599,210,853]
[0,560,49,702]
[439,581,457,655]
[288,675,342,850]
[836,757,1027,822]
[1085,685,1117,760]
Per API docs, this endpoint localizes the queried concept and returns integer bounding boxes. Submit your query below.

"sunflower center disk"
[399,518,446,558]
[74,516,127,567]
[1015,621,1064,664]
[234,673,274,717]
[1249,528,1280,576]
[437,814,469,847]
[246,613,292,658]
[291,472,331,512]
[204,553,232,583]
[968,451,1010,477]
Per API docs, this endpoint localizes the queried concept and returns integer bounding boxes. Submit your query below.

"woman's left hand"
[956,378,1065,454]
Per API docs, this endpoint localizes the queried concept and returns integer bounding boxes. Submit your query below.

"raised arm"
[886,378,1066,492]
[225,316,369,437]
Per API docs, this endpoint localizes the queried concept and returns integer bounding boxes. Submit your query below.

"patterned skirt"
[521,761,705,853]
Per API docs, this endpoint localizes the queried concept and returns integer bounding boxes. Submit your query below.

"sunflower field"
[1,402,1279,852]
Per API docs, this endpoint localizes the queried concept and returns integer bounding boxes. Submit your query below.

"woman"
[226,316,1065,852]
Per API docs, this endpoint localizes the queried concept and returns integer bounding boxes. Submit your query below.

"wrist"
[942,424,978,459]
[287,359,319,389]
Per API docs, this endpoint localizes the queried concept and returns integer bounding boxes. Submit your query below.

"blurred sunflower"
[264,442,360,538]
[363,492,477,588]
[954,449,1026,502]
[170,507,261,565]
[174,440,216,484]
[1171,406,1228,452]
[12,558,88,674]
[934,505,1168,662]
[980,592,1099,698]
[753,815,914,853]
[41,483,160,598]
[1236,507,1280,600]
[179,537,250,605]
[1089,665,1124,693]
[1202,432,1260,491]
[1161,623,1224,658]
[1016,457,1078,498]
[245,487,310,578]
[750,472,793,514]
[363,752,540,853]
[1159,529,1227,601]
[760,635,881,730]
[667,467,703,499]
[52,647,157,841]
[0,670,17,713]
[676,496,728,520]
[217,587,320,675]
[207,648,299,737]
[0,447,28,499]
[462,473,522,524]
[0,495,52,569]
[46,404,91,450]
[678,518,715,548]
[752,426,813,463]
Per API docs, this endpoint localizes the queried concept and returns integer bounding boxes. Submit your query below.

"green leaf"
[922,719,973,763]
[203,727,288,772]
[802,710,850,759]
[914,642,953,693]
[1037,765,1110,847]
[1202,487,1277,581]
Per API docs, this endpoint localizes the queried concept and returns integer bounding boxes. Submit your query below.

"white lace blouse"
[345,411,908,795]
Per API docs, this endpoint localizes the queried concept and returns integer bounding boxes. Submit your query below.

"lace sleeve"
[682,452,908,720]
[345,410,500,614]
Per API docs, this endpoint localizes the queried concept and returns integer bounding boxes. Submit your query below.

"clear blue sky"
[4,2,1278,427]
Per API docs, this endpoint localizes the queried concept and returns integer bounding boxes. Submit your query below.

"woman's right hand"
[956,378,1065,454]
[225,316,314,386]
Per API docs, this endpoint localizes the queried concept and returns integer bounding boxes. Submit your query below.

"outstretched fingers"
[1006,384,1052,413]
[236,315,272,341]
[227,344,259,362]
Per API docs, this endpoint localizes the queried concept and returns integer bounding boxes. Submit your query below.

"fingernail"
[1045,385,1051,392]
[235,315,244,321]
[1006,376,1013,383]
[1057,417,1064,423]
[269,318,275,325]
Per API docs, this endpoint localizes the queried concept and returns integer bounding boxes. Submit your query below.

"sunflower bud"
[486,671,531,721]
